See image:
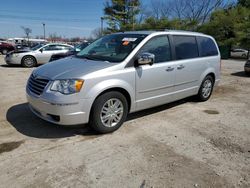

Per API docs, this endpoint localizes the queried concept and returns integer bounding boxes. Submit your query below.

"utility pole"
[100,17,104,36]
[42,23,46,40]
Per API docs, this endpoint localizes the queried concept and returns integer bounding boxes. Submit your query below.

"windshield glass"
[76,34,147,62]
[31,44,44,51]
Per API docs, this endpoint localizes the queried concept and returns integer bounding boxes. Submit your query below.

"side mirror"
[39,48,43,53]
[137,52,155,66]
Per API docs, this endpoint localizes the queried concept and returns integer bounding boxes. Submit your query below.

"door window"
[43,45,58,51]
[173,35,199,60]
[139,35,171,63]
[197,36,218,57]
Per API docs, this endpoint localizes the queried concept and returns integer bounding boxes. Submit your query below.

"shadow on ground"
[0,64,23,68]
[7,98,193,139]
[231,71,250,78]
[126,98,190,121]
[6,103,98,139]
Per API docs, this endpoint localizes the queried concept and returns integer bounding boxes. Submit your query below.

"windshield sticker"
[122,37,137,42]
[122,41,130,46]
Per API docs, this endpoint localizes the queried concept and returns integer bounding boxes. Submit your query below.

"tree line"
[100,0,250,50]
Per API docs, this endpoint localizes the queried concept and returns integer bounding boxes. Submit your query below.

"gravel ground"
[0,55,249,188]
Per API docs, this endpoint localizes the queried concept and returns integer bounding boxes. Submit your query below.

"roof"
[117,30,208,37]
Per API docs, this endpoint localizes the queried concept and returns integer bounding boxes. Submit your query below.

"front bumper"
[5,55,21,65]
[26,91,93,125]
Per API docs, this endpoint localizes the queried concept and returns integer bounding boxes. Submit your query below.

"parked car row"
[4,42,90,67]
[5,43,74,67]
[0,41,15,55]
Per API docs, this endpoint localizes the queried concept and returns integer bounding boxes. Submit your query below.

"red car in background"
[0,42,15,55]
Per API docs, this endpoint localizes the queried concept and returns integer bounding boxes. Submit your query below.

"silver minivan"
[26,31,220,133]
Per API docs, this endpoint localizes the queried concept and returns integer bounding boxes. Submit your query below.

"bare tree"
[92,28,103,39]
[148,0,172,19]
[137,3,152,24]
[169,0,229,24]
[21,26,32,45]
[145,0,233,24]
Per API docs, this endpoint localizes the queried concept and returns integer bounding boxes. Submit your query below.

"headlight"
[50,79,84,94]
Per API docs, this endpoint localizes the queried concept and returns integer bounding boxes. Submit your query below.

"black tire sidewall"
[22,56,36,67]
[197,75,214,102]
[89,91,128,133]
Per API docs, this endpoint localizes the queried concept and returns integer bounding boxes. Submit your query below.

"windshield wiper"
[76,54,101,61]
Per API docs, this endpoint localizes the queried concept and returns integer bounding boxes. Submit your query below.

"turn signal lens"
[75,80,84,92]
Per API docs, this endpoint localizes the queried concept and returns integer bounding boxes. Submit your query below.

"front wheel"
[22,56,37,67]
[89,91,128,134]
[197,75,214,102]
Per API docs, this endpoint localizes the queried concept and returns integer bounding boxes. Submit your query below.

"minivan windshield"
[76,33,147,62]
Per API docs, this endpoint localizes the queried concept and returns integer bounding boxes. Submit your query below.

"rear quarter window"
[197,36,218,57]
[173,35,199,60]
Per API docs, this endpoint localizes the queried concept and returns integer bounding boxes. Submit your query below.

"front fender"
[84,79,136,111]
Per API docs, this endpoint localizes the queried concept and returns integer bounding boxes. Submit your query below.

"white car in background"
[5,43,74,67]
[230,48,248,58]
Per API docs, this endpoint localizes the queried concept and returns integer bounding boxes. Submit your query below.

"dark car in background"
[244,59,250,75]
[0,41,15,54]
[49,42,90,62]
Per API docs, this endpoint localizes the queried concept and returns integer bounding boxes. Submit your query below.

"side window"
[139,35,171,63]
[43,45,57,51]
[60,45,71,50]
[197,36,218,57]
[54,45,65,50]
[173,35,199,60]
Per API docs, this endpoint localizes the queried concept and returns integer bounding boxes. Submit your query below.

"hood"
[33,56,115,80]
[13,49,31,53]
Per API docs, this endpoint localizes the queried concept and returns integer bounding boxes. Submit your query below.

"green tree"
[238,0,250,8]
[104,0,140,32]
[198,5,250,51]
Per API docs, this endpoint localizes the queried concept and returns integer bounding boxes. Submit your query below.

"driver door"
[36,45,60,64]
[135,35,176,110]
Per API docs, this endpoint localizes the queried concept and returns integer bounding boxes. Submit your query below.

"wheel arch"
[90,87,132,114]
[21,55,37,65]
[199,68,216,86]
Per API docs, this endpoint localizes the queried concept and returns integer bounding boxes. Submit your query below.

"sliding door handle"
[166,67,174,72]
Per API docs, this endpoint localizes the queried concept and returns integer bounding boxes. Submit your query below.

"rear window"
[173,35,199,60]
[197,36,218,57]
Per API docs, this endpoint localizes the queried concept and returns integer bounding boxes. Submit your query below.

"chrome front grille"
[28,74,49,96]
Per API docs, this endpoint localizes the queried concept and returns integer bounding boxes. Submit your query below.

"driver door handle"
[177,65,185,70]
[166,67,174,72]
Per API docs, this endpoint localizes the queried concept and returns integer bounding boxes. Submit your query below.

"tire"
[242,54,247,58]
[21,56,37,67]
[2,49,8,55]
[89,91,128,134]
[197,75,214,102]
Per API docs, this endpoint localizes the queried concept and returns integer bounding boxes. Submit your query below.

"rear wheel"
[89,91,128,133]
[22,56,37,67]
[197,75,214,102]
[2,49,8,55]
